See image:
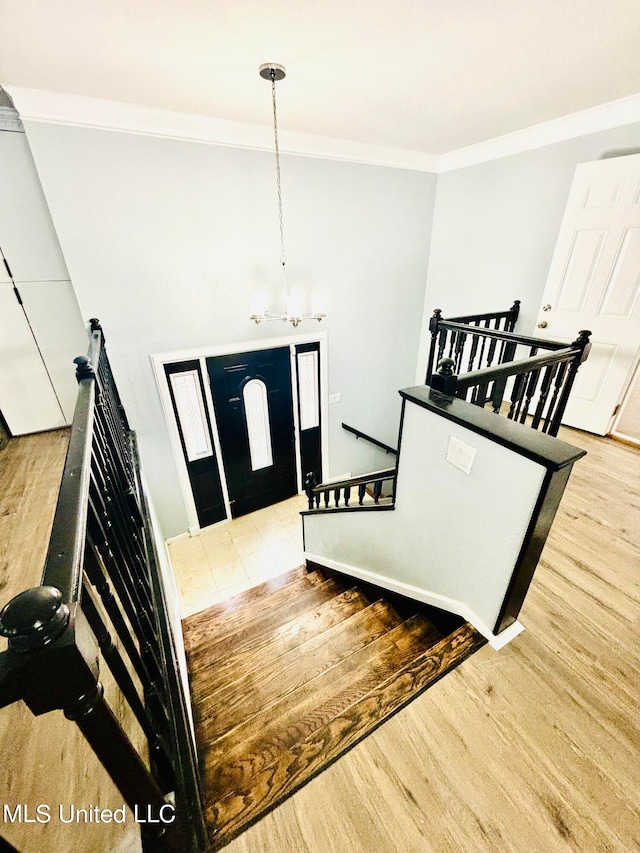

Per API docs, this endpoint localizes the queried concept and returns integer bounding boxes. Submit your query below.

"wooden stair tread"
[183,565,486,849]
[187,588,371,698]
[183,566,318,635]
[200,613,443,776]
[185,575,339,661]
[208,622,484,846]
[193,600,406,742]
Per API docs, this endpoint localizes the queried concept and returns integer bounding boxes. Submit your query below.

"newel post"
[0,587,171,841]
[305,472,318,510]
[425,308,443,384]
[549,329,592,435]
[429,357,458,397]
[507,299,521,331]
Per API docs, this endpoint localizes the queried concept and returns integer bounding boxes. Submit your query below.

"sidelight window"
[297,350,320,430]
[169,370,213,461]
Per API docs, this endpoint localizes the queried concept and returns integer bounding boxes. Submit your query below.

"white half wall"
[303,398,547,635]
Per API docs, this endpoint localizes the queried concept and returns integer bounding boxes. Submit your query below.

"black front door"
[207,347,297,518]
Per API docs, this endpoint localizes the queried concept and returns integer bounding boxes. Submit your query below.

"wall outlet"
[446,435,476,474]
[329,393,341,404]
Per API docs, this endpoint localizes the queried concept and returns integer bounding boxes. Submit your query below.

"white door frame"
[150,330,329,535]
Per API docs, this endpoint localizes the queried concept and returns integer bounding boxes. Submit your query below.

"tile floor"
[167,493,309,618]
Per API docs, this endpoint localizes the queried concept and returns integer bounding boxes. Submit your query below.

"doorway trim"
[150,330,329,535]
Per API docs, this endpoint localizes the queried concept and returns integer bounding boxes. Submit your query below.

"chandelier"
[250,63,326,328]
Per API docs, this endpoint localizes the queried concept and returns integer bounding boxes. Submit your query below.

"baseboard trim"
[304,551,525,649]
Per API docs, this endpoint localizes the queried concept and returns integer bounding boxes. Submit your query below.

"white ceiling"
[1,0,640,157]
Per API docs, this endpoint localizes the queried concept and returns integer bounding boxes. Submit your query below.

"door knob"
[542,304,552,312]
[537,320,548,329]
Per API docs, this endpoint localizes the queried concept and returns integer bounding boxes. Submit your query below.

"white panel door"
[0,282,67,435]
[536,153,640,435]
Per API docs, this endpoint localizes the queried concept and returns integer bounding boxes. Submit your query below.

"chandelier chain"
[270,71,286,270]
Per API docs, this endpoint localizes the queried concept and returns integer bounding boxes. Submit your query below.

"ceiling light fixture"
[250,63,326,328]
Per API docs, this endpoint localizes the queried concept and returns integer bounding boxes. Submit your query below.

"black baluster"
[373,481,382,504]
[486,336,497,368]
[454,332,466,374]
[531,364,555,430]
[334,487,340,508]
[477,321,489,369]
[519,369,541,424]
[467,333,480,373]
[543,361,568,433]
[358,484,366,505]
[508,374,525,421]
[437,327,447,366]
[80,581,170,768]
[90,466,155,640]
[84,537,146,683]
[447,330,456,360]
[474,381,489,409]
[88,499,163,689]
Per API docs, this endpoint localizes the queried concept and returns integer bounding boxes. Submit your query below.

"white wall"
[303,399,546,635]
[0,126,88,432]
[23,121,437,536]
[415,120,640,382]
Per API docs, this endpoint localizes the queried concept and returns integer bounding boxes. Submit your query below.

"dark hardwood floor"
[183,565,485,849]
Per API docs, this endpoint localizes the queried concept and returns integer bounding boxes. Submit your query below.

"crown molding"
[439,92,640,172]
[6,86,640,174]
[5,86,439,173]
[0,105,24,132]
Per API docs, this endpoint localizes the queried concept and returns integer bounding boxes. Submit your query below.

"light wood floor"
[223,427,640,853]
[2,427,638,852]
[0,428,70,634]
[0,430,143,853]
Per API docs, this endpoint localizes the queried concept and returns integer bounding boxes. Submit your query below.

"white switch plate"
[446,435,476,474]
[329,393,341,404]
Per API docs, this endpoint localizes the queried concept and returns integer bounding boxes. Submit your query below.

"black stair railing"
[0,320,206,853]
[430,329,592,436]
[305,468,397,511]
[426,300,521,384]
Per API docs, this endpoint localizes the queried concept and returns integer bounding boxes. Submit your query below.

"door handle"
[537,320,548,329]
[542,304,552,312]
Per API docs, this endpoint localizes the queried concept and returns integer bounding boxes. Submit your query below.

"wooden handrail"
[430,328,591,436]
[454,347,579,390]
[312,467,396,494]
[305,467,397,511]
[426,301,522,384]
[342,423,398,455]
[446,300,520,325]
[434,320,568,351]
[40,332,100,601]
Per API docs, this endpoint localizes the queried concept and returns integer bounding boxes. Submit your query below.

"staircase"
[183,565,485,849]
